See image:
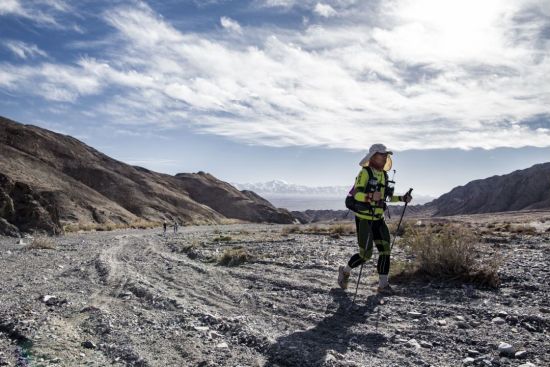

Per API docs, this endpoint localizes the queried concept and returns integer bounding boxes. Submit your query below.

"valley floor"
[0,218,548,367]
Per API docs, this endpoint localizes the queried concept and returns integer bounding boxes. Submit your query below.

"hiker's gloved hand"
[402,193,412,203]
[372,191,382,202]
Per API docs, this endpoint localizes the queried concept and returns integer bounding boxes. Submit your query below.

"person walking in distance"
[163,221,167,236]
[338,144,412,295]
[174,220,179,234]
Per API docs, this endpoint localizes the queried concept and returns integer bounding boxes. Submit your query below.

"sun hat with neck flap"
[359,143,393,171]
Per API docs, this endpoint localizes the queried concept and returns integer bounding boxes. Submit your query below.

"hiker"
[173,220,178,234]
[163,221,167,236]
[338,144,412,295]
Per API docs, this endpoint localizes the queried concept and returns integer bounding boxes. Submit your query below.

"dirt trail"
[0,222,549,366]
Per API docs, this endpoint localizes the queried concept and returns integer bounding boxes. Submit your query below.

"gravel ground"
[0,218,548,367]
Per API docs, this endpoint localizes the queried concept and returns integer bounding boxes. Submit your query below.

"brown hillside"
[427,162,550,216]
[0,116,294,235]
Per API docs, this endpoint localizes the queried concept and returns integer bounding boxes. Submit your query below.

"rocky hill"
[292,163,550,222]
[0,116,294,235]
[426,162,550,216]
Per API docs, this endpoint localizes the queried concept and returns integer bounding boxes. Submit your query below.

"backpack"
[345,167,390,213]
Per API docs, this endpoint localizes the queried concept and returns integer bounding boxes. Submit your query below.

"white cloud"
[314,3,337,17]
[0,0,74,27]
[1,0,549,151]
[220,16,242,33]
[0,0,23,14]
[0,62,103,102]
[3,40,48,59]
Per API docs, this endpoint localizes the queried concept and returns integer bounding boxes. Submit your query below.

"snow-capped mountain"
[233,180,350,196]
[233,180,435,210]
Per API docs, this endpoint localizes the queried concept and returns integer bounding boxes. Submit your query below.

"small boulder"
[407,339,421,349]
[514,350,527,359]
[81,340,96,349]
[215,342,229,349]
[497,342,515,356]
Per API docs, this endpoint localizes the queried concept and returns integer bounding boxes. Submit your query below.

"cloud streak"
[0,0,71,26]
[3,40,48,59]
[0,0,549,151]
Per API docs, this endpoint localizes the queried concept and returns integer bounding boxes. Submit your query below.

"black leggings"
[347,217,391,275]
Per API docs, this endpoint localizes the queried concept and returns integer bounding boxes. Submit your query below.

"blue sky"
[1,0,549,198]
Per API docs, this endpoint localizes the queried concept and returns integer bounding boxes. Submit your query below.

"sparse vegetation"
[387,221,413,237]
[63,220,161,233]
[397,224,501,288]
[218,247,251,266]
[281,223,355,236]
[329,223,355,235]
[281,225,301,235]
[508,224,537,234]
[213,235,232,242]
[26,236,56,250]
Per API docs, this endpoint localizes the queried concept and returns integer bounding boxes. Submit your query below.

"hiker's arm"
[392,193,412,203]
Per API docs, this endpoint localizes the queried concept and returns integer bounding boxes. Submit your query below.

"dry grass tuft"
[508,224,537,235]
[64,221,161,233]
[26,236,56,250]
[218,247,251,266]
[398,224,501,288]
[281,223,355,236]
[281,225,301,235]
[329,223,355,235]
[213,235,232,242]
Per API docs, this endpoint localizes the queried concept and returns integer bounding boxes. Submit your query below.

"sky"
[0,0,549,199]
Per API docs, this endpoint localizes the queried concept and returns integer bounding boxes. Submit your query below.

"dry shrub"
[282,223,355,236]
[26,236,56,250]
[387,221,412,237]
[130,220,161,229]
[281,225,301,235]
[218,247,250,266]
[508,224,537,235]
[329,223,355,235]
[213,235,232,242]
[64,221,160,233]
[400,225,501,288]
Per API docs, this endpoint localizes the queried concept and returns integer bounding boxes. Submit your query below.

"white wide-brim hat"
[359,143,393,170]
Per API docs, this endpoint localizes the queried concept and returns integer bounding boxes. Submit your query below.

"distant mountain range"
[0,116,294,236]
[233,180,349,196]
[233,180,435,210]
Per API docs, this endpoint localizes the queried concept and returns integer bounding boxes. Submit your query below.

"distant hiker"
[163,221,167,235]
[338,144,412,295]
[174,221,178,234]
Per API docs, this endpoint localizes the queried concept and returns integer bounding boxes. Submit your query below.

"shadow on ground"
[264,288,387,367]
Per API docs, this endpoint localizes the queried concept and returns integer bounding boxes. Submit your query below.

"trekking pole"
[351,262,364,306]
[390,188,413,251]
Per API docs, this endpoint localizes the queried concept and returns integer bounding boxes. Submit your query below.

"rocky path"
[0,223,548,366]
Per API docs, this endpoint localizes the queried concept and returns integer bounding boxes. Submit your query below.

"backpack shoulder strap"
[365,166,373,179]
